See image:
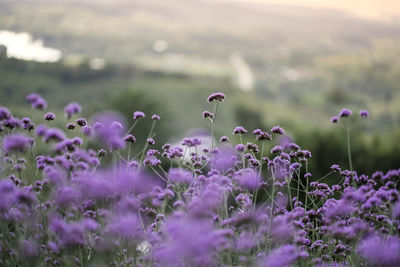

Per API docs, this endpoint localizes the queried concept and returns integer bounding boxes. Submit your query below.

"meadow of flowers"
[0,92,399,267]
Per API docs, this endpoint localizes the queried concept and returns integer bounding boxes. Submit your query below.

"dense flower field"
[0,92,399,267]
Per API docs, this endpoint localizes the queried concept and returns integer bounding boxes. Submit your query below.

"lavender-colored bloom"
[233,126,247,135]
[154,216,228,266]
[0,107,11,120]
[219,136,228,142]
[4,117,22,130]
[360,109,369,118]
[93,112,126,150]
[357,234,400,266]
[43,128,66,143]
[3,133,30,153]
[66,123,75,130]
[106,213,144,241]
[202,111,214,119]
[76,118,87,127]
[124,134,136,143]
[207,92,226,102]
[35,124,48,136]
[233,168,260,190]
[44,112,56,121]
[152,114,160,120]
[339,108,352,118]
[235,144,245,152]
[330,116,339,123]
[261,244,299,267]
[182,137,201,147]
[169,168,192,184]
[271,126,285,135]
[289,163,301,172]
[147,137,155,145]
[64,102,82,118]
[133,111,145,119]
[213,148,238,172]
[26,93,47,110]
[26,93,40,103]
[53,186,81,207]
[330,164,341,172]
[81,125,93,136]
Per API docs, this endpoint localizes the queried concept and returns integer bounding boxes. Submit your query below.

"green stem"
[346,120,353,172]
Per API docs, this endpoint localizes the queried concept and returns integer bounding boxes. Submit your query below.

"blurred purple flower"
[64,102,82,118]
[3,133,31,153]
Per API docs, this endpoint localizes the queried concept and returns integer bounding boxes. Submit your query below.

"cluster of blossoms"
[0,92,399,267]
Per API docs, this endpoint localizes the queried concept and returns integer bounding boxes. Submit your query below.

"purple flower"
[133,111,145,119]
[182,137,201,147]
[233,168,260,190]
[152,114,160,120]
[261,244,299,267]
[3,133,31,153]
[154,216,228,265]
[360,109,369,118]
[207,92,226,103]
[289,163,301,172]
[202,111,214,119]
[169,168,192,184]
[66,123,75,130]
[53,186,81,207]
[219,136,228,142]
[124,134,136,143]
[26,93,47,110]
[44,112,56,121]
[339,108,352,118]
[43,128,66,143]
[106,213,144,241]
[0,107,11,120]
[81,125,93,136]
[357,234,400,266]
[76,118,87,127]
[64,102,82,118]
[330,116,339,123]
[235,144,245,152]
[93,112,126,150]
[233,126,247,135]
[271,126,285,135]
[147,138,155,145]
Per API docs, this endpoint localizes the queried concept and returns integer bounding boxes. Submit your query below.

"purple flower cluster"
[0,92,397,267]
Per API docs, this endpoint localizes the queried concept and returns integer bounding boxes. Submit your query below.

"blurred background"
[1,0,400,176]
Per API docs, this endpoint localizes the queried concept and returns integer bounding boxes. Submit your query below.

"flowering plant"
[0,93,398,266]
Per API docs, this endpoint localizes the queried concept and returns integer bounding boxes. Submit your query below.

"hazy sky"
[232,0,400,21]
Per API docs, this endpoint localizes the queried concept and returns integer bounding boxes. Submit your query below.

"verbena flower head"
[169,168,192,184]
[202,111,214,119]
[26,93,47,110]
[152,114,160,120]
[133,111,145,119]
[357,234,400,266]
[44,112,56,121]
[219,136,228,142]
[64,102,82,118]
[3,133,31,153]
[93,111,126,151]
[76,118,87,127]
[339,108,352,118]
[233,126,247,135]
[330,116,339,123]
[271,126,285,135]
[360,109,369,118]
[0,107,11,120]
[207,92,225,103]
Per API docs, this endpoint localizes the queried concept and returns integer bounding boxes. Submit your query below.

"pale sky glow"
[0,30,62,62]
[229,0,400,21]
